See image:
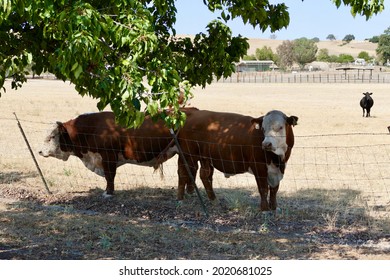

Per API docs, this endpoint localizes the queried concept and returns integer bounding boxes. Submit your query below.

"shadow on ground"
[1,179,390,260]
[0,171,37,184]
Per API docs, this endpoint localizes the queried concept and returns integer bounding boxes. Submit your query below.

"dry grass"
[246,38,378,57]
[1,79,390,260]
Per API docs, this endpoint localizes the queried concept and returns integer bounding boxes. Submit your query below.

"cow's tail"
[154,162,165,179]
[153,135,178,179]
[153,154,167,179]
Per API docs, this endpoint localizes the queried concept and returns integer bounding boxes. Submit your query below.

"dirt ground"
[1,79,390,260]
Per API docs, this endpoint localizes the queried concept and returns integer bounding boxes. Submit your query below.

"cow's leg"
[185,161,196,195]
[255,172,270,211]
[199,159,216,200]
[177,158,187,200]
[177,156,198,200]
[102,155,117,196]
[269,185,279,210]
[366,108,370,117]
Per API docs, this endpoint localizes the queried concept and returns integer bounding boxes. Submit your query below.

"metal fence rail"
[217,72,390,84]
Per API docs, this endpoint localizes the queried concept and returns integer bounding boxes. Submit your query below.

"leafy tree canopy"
[292,37,318,69]
[317,48,331,62]
[343,34,356,42]
[368,35,380,43]
[0,0,386,127]
[376,27,390,64]
[326,34,336,41]
[332,0,384,18]
[357,51,371,61]
[276,40,294,70]
[255,46,276,61]
[338,53,355,63]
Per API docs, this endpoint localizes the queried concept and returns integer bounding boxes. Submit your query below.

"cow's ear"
[251,117,263,129]
[287,116,298,126]
[369,92,373,95]
[56,121,67,133]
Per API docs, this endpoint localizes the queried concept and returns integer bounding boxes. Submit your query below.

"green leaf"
[73,64,83,79]
[71,62,79,72]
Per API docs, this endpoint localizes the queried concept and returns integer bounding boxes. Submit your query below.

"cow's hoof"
[102,192,113,198]
[209,197,220,206]
[186,186,195,194]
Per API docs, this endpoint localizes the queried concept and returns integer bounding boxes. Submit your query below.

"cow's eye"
[274,126,283,132]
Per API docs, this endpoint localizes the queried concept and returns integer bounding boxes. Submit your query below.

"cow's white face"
[39,123,72,161]
[261,110,289,159]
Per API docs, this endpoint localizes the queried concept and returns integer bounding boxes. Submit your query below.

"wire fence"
[1,116,390,215]
[218,71,390,84]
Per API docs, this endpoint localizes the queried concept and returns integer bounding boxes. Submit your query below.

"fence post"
[14,112,52,194]
[169,129,209,218]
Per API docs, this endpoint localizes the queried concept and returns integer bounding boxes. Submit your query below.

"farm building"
[235,60,275,72]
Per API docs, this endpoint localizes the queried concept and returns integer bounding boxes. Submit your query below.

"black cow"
[360,92,374,117]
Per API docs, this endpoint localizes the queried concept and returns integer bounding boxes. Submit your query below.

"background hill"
[247,38,378,57]
[177,35,378,59]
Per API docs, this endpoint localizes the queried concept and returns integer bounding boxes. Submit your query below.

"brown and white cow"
[174,109,298,211]
[38,111,187,196]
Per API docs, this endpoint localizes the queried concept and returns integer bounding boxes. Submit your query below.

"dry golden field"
[1,79,390,260]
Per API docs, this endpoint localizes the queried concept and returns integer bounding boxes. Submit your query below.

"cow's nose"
[262,142,273,150]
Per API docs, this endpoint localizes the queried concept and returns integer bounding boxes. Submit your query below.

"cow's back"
[179,110,265,174]
[63,111,174,162]
[63,112,119,154]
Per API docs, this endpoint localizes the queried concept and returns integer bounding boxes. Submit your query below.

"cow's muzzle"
[262,141,274,151]
[38,150,50,157]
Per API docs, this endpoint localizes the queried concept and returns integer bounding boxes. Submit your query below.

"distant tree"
[328,55,339,63]
[326,34,336,40]
[357,51,371,61]
[376,27,390,65]
[292,37,318,69]
[337,54,355,63]
[255,46,276,61]
[317,48,330,62]
[343,34,355,43]
[270,34,277,40]
[276,40,294,70]
[368,36,380,43]
[311,37,320,43]
[243,54,256,60]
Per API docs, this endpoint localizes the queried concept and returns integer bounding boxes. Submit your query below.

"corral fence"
[218,71,390,84]
[1,116,390,219]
